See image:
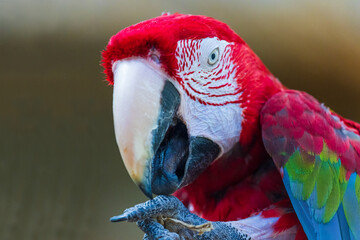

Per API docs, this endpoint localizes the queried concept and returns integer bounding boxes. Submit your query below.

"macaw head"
[102,13,281,198]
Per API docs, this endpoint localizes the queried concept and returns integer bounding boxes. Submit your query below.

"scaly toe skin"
[110,195,209,239]
[137,219,180,240]
[110,195,183,224]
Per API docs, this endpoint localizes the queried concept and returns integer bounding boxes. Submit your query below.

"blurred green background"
[1,0,360,239]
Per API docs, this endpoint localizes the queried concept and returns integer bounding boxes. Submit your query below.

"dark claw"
[110,214,128,222]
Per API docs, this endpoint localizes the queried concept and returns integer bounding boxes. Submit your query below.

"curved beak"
[113,59,220,198]
[113,59,180,198]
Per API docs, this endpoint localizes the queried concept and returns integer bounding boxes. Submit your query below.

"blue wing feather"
[283,169,316,239]
[284,169,354,240]
[337,203,351,240]
[343,173,360,239]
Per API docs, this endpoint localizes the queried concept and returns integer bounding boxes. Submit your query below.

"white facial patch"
[179,92,243,154]
[175,37,242,105]
[173,37,244,154]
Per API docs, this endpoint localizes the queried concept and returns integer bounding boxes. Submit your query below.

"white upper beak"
[112,59,167,185]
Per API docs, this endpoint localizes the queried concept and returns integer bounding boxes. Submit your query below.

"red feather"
[102,14,245,85]
[104,13,310,238]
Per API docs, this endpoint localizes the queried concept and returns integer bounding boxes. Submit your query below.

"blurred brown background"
[1,1,360,239]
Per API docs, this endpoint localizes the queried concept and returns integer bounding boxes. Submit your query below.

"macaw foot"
[110,195,250,240]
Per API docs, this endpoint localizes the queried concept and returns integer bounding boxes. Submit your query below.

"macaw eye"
[150,53,160,64]
[207,47,219,66]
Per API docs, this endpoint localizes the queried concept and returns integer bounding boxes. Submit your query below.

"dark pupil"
[211,53,216,60]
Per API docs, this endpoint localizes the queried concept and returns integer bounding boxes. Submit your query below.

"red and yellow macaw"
[102,13,360,239]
